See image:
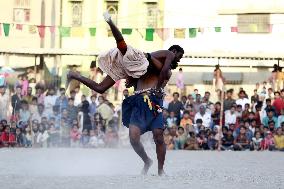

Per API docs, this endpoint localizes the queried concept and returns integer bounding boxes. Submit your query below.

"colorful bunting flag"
[145,28,154,41]
[89,27,96,36]
[0,24,2,36]
[121,28,132,35]
[29,25,37,34]
[59,27,71,37]
[156,28,170,41]
[71,27,84,37]
[174,28,185,38]
[215,27,221,32]
[231,27,238,32]
[16,24,23,30]
[249,24,258,32]
[189,28,197,38]
[198,27,204,34]
[49,26,55,34]
[3,23,10,37]
[37,25,45,38]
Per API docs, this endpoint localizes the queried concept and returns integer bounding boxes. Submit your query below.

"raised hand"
[103,11,111,23]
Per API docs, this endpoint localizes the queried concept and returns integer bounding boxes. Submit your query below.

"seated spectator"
[261,131,275,151]
[274,128,284,151]
[1,125,10,147]
[105,126,118,148]
[236,90,250,110]
[48,124,59,147]
[264,99,276,116]
[277,109,284,128]
[15,128,25,147]
[194,105,211,129]
[225,106,237,128]
[268,120,276,133]
[241,103,250,120]
[211,102,221,127]
[70,125,81,148]
[235,105,243,118]
[221,129,234,150]
[207,131,218,150]
[197,130,208,150]
[262,109,278,128]
[184,132,199,150]
[180,110,193,129]
[250,131,262,151]
[80,129,90,147]
[162,109,169,128]
[233,126,250,151]
[164,128,174,150]
[37,124,49,147]
[88,129,104,148]
[167,111,177,128]
[24,127,32,147]
[60,118,70,147]
[174,127,187,150]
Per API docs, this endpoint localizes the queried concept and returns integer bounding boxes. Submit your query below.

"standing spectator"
[223,89,236,111]
[203,91,212,107]
[23,87,35,104]
[251,89,259,104]
[272,89,284,116]
[19,100,31,128]
[274,128,284,151]
[236,90,250,110]
[55,88,68,111]
[194,105,211,129]
[96,96,114,127]
[89,95,97,116]
[44,88,57,115]
[176,68,185,93]
[21,75,29,96]
[67,98,79,125]
[79,100,92,131]
[168,92,184,124]
[264,99,276,116]
[74,86,82,107]
[11,86,22,115]
[70,125,81,147]
[181,96,187,109]
[31,104,48,122]
[211,102,221,127]
[277,108,284,128]
[0,86,10,120]
[35,87,45,105]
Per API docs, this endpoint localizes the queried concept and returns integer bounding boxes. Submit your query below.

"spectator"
[0,86,10,120]
[60,118,70,147]
[203,91,212,106]
[274,128,284,151]
[21,75,29,96]
[67,98,79,125]
[167,111,177,128]
[80,129,90,147]
[74,86,82,107]
[251,89,259,104]
[261,131,275,151]
[194,105,211,129]
[35,87,45,105]
[197,130,208,150]
[272,89,284,116]
[264,99,276,116]
[70,125,81,147]
[236,90,250,110]
[262,109,278,128]
[23,87,34,104]
[223,89,236,111]
[89,95,97,116]
[31,104,48,122]
[179,110,192,129]
[221,129,234,150]
[11,86,22,115]
[233,126,250,151]
[164,128,174,150]
[96,96,114,127]
[174,127,187,150]
[105,125,119,148]
[168,92,184,123]
[44,88,57,115]
[37,124,49,147]
[277,109,284,128]
[55,88,68,111]
[207,131,218,150]
[79,100,92,131]
[250,131,263,151]
[184,132,199,150]
[225,105,237,127]
[1,126,10,147]
[211,102,221,127]
[24,127,32,147]
[19,100,31,128]
[15,128,25,147]
[193,94,202,113]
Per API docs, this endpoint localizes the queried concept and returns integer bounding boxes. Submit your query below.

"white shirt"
[44,95,58,113]
[194,112,212,128]
[224,110,237,127]
[236,98,250,110]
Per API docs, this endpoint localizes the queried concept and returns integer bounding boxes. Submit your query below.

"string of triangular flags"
[0,22,275,41]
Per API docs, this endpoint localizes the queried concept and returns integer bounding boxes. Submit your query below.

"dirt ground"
[0,148,283,189]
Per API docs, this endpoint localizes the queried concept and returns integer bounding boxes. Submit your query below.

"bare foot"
[158,169,166,176]
[141,158,153,175]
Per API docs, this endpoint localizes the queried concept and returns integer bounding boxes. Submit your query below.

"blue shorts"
[122,94,164,134]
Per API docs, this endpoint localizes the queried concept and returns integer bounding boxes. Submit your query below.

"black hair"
[168,45,184,54]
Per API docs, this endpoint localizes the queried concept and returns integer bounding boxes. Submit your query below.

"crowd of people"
[163,82,284,151]
[0,75,284,152]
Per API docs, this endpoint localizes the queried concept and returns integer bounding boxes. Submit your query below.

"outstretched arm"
[68,72,115,94]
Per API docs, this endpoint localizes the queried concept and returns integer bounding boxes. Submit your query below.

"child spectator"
[21,75,29,96]
[233,126,250,151]
[70,125,81,147]
[167,111,177,128]
[184,132,199,150]
[105,126,118,148]
[15,128,24,147]
[164,128,174,150]
[1,126,10,147]
[197,130,208,150]
[277,109,284,128]
[250,131,262,151]
[221,129,234,150]
[261,131,275,151]
[262,109,278,127]
[25,127,32,147]
[32,123,40,147]
[174,127,187,150]
[48,124,59,147]
[180,111,193,130]
[37,124,49,147]
[274,128,284,151]
[80,129,90,147]
[60,118,70,147]
[207,131,218,150]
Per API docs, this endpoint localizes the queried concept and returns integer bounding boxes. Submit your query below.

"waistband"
[134,88,165,96]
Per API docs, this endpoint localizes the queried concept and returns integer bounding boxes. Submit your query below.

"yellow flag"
[71,27,84,37]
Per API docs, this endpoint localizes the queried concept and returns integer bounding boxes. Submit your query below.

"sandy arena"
[0,147,283,189]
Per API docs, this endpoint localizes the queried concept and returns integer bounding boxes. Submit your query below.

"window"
[71,1,83,26]
[146,2,158,28]
[106,1,119,37]
[237,14,270,33]
[13,0,30,23]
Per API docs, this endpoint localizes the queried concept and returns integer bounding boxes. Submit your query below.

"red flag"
[231,27,238,32]
[16,24,23,30]
[49,26,55,34]
[37,25,45,38]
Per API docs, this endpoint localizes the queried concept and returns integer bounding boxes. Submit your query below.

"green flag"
[122,28,132,35]
[145,28,154,41]
[59,27,71,37]
[89,27,96,36]
[188,28,197,38]
[215,27,221,32]
[3,23,10,37]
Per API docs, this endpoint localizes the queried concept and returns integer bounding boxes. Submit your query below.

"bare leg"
[152,128,166,176]
[129,125,153,175]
